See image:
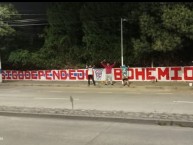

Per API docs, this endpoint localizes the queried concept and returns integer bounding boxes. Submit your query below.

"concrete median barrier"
[0,106,193,128]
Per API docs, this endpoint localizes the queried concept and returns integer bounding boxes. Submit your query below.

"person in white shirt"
[86,64,96,86]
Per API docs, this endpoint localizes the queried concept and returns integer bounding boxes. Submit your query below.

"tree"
[0,3,19,70]
[40,2,84,68]
[132,3,193,66]
[80,2,124,64]
[0,3,18,36]
[0,3,18,82]
[5,2,193,70]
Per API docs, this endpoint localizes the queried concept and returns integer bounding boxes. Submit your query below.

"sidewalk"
[0,80,193,127]
[1,80,193,90]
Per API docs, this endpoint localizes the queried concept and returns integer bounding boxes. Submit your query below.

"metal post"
[121,18,123,66]
[121,18,128,85]
[0,52,2,83]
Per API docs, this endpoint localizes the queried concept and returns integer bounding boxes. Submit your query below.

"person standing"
[120,65,129,86]
[100,59,116,85]
[86,64,96,86]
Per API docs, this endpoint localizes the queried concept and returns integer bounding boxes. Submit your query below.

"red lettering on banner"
[31,71,37,79]
[18,71,24,79]
[171,67,182,80]
[3,67,193,81]
[135,68,145,80]
[2,71,5,79]
[25,71,30,80]
[146,68,156,80]
[77,69,84,80]
[114,68,122,80]
[128,68,134,80]
[45,70,52,80]
[60,70,67,80]
[6,70,11,79]
[69,70,76,80]
[85,70,88,80]
[38,71,45,79]
[12,71,18,80]
[53,70,60,80]
[157,68,169,80]
[184,67,193,80]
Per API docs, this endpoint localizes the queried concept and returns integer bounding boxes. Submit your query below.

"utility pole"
[121,18,127,85]
[0,52,2,83]
[121,18,123,66]
[121,18,127,66]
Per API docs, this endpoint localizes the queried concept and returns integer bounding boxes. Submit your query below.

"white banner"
[2,66,193,81]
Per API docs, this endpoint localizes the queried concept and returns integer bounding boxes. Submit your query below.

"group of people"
[86,59,129,86]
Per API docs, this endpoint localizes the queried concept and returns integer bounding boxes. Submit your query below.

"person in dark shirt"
[86,64,95,86]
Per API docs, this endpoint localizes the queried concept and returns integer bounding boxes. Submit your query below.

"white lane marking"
[156,93,173,95]
[0,94,16,96]
[123,92,142,94]
[75,91,86,93]
[48,90,63,93]
[97,92,142,94]
[48,90,87,94]
[34,97,79,100]
[97,92,112,94]
[0,90,21,93]
[0,94,34,97]
[173,101,193,104]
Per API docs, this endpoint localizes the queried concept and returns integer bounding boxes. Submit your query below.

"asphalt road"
[0,85,193,114]
[0,116,193,145]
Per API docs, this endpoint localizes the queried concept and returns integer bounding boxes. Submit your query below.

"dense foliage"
[2,2,193,70]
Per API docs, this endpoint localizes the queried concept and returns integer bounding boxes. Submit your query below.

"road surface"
[0,86,193,114]
[0,116,193,145]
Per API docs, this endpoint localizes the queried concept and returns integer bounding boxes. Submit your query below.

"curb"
[0,110,193,128]
[1,83,193,90]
